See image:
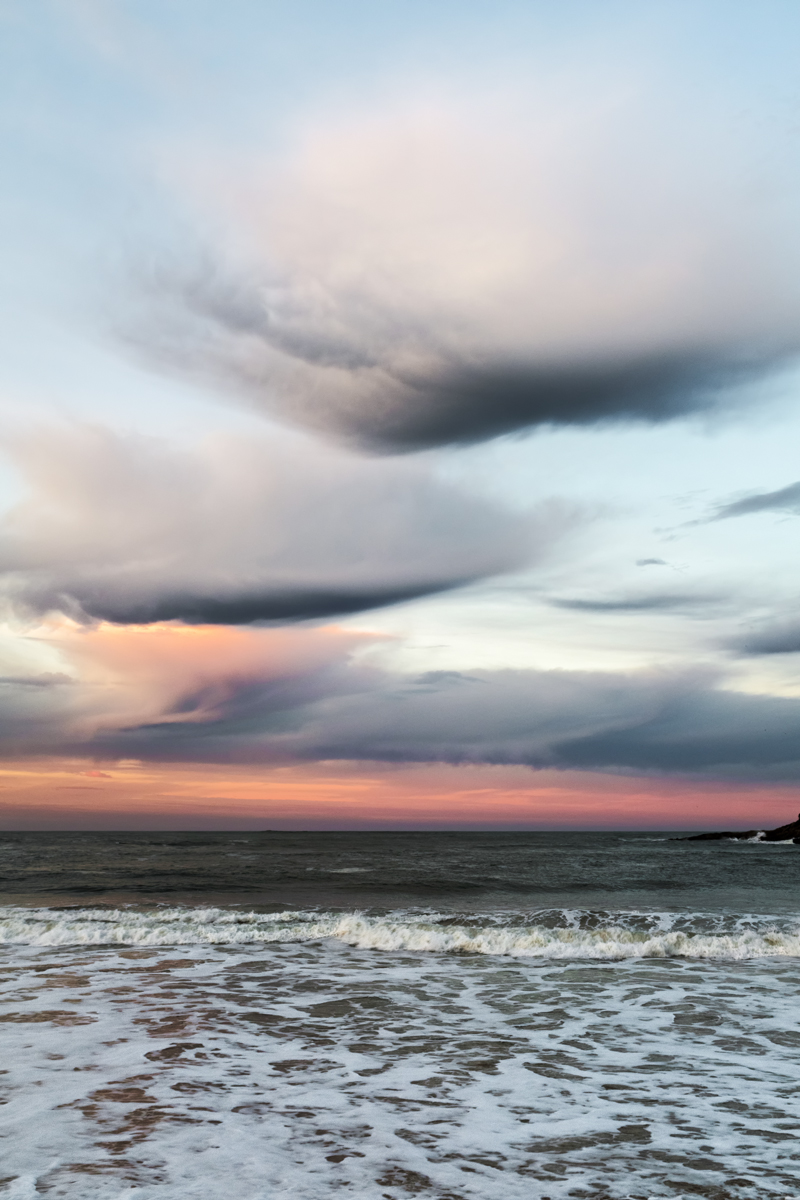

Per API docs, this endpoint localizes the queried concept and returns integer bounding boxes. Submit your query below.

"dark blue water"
[2,829,800,916]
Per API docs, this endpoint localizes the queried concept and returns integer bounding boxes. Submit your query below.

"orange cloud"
[42,619,378,733]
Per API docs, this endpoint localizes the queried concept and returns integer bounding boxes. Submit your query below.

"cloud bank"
[0,425,551,624]
[128,88,800,450]
[6,622,800,781]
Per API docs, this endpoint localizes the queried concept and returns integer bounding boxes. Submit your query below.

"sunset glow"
[1,757,797,831]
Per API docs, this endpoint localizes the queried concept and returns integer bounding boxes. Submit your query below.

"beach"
[2,831,800,1198]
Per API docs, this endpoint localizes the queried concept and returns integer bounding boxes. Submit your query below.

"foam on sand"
[3,935,800,1199]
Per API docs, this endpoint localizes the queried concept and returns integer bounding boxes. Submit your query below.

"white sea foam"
[2,904,799,959]
[4,931,800,1197]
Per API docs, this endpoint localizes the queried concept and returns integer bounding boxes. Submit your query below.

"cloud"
[89,659,800,780]
[0,622,377,754]
[550,593,717,614]
[125,87,800,450]
[105,659,800,780]
[7,621,800,781]
[636,558,667,567]
[729,620,800,656]
[59,622,377,734]
[295,668,800,778]
[712,480,800,521]
[0,664,81,753]
[0,424,555,624]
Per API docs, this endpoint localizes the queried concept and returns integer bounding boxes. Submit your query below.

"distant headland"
[682,814,800,842]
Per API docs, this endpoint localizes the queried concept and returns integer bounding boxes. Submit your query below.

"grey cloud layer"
[107,666,800,779]
[0,426,550,624]
[127,92,800,450]
[10,649,800,782]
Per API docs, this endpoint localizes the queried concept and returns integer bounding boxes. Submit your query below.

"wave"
[2,905,800,959]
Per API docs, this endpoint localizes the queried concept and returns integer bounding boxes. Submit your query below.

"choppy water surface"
[2,831,800,1198]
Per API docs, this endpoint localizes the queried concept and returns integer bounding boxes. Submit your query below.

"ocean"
[2,830,800,1200]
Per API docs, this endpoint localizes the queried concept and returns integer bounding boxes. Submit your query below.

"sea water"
[1,830,800,1199]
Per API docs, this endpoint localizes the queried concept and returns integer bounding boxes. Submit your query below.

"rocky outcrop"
[683,814,800,842]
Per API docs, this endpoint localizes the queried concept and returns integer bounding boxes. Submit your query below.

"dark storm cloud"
[133,258,785,453]
[0,424,556,625]
[712,480,800,521]
[336,353,760,451]
[338,349,778,452]
[31,581,470,626]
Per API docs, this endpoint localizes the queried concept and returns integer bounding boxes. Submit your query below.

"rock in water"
[682,814,800,841]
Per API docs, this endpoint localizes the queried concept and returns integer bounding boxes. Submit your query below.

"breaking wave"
[2,905,800,959]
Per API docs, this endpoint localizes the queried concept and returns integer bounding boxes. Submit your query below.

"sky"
[2,0,800,830]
